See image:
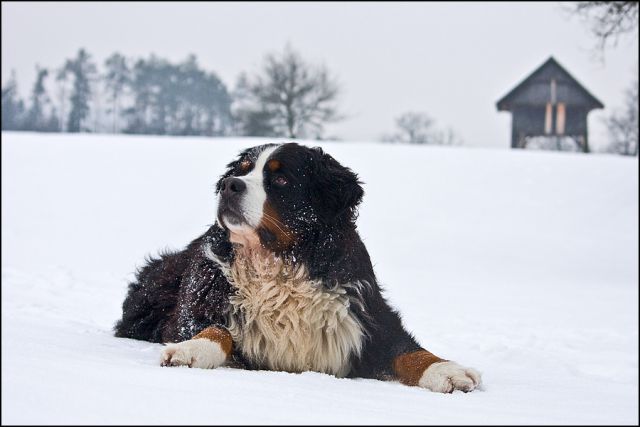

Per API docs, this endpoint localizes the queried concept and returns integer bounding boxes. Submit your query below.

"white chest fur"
[222,250,364,377]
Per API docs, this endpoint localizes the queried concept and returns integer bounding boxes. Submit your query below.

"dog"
[115,142,481,393]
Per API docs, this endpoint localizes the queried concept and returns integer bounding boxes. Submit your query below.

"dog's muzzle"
[218,177,248,227]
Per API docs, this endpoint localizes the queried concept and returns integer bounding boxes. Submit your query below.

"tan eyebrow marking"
[267,159,281,172]
[240,159,253,171]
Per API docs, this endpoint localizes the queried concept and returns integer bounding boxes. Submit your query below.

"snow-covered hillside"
[2,132,638,424]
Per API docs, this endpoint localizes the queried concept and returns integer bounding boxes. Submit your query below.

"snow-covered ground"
[2,132,638,424]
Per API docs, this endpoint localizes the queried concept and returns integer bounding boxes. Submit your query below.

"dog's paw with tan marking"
[419,361,481,393]
[160,338,227,369]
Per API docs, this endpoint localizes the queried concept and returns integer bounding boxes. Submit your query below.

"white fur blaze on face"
[225,146,278,231]
[418,361,482,393]
[160,338,227,369]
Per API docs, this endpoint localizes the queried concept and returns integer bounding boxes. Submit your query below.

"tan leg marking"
[393,349,446,386]
[193,326,233,356]
[160,327,233,369]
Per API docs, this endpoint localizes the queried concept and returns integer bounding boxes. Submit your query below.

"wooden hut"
[496,57,604,152]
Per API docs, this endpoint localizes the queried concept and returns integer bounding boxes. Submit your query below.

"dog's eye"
[273,176,288,186]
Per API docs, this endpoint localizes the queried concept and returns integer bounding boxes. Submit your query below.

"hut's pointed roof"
[496,57,604,111]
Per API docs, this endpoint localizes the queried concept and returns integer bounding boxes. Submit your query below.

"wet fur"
[222,248,364,377]
[115,143,426,380]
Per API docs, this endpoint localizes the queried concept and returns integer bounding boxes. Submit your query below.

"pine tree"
[124,54,232,136]
[1,71,26,130]
[56,67,70,132]
[26,66,50,131]
[104,53,130,133]
[203,72,233,136]
[124,58,155,134]
[64,49,97,133]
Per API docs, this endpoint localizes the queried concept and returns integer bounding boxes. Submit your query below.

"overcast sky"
[2,2,638,150]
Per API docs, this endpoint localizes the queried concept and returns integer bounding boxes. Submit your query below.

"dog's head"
[215,143,364,253]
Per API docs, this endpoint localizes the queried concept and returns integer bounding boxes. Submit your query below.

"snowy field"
[2,132,638,424]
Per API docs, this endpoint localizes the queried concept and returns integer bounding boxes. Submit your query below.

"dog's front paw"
[419,361,481,393]
[160,338,227,369]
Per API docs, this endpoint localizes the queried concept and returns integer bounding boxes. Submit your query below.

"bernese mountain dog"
[115,142,481,393]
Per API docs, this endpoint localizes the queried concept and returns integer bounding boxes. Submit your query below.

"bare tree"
[234,45,342,139]
[395,112,434,144]
[569,1,639,49]
[382,111,463,145]
[432,126,464,146]
[605,79,638,156]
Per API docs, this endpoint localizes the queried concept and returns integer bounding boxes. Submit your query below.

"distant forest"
[1,47,347,140]
[3,49,235,137]
[1,46,466,145]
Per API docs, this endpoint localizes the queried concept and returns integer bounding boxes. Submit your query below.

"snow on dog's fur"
[115,142,481,393]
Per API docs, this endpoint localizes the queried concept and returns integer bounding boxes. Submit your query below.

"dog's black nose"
[221,177,246,195]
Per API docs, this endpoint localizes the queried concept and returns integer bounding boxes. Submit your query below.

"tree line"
[1,46,345,140]
[2,41,636,155]
[2,49,234,137]
[2,45,464,145]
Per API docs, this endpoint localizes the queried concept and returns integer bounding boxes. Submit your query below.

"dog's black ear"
[310,147,364,225]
